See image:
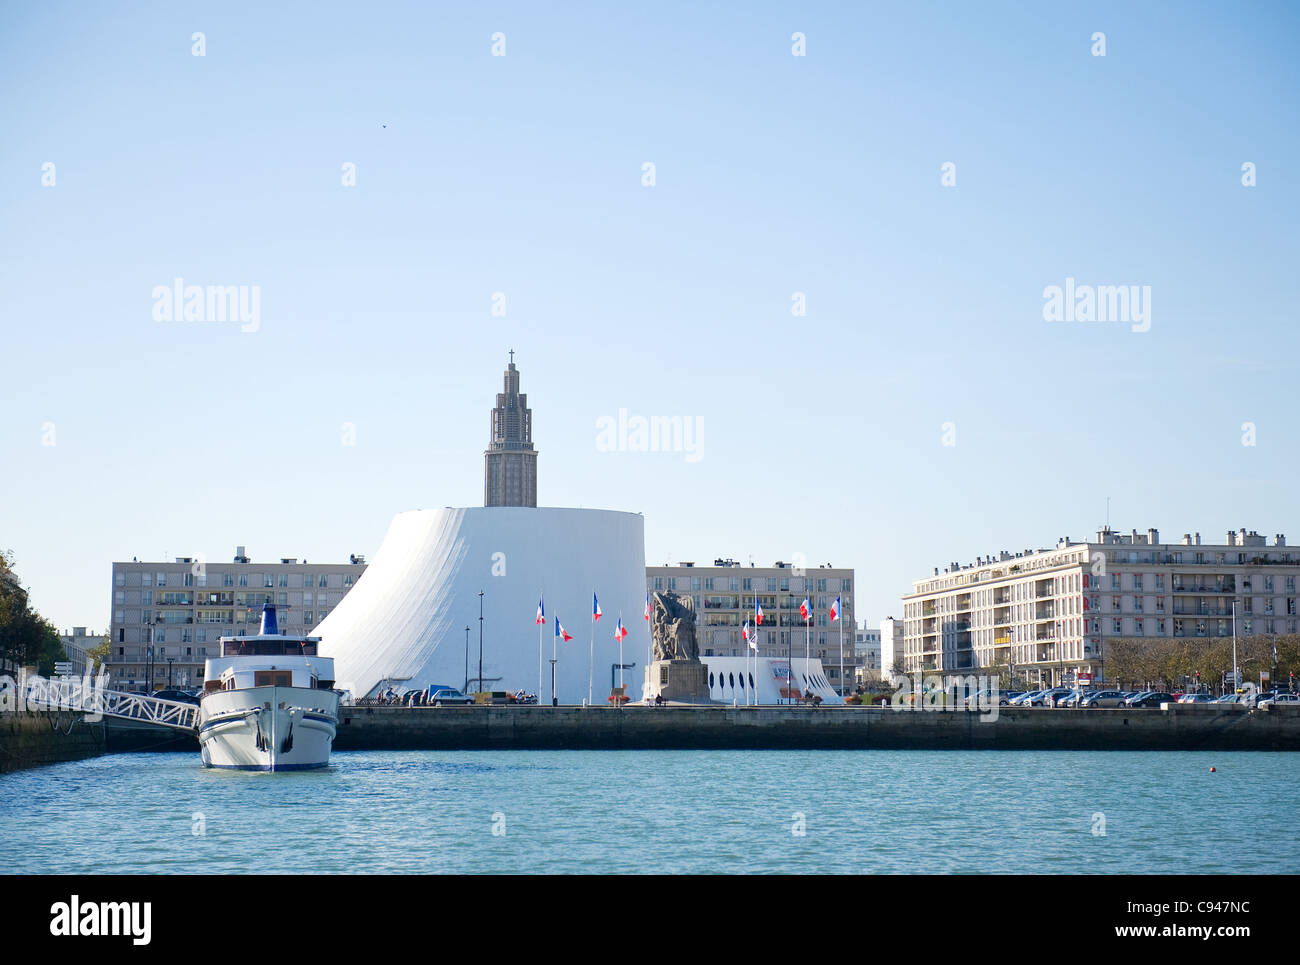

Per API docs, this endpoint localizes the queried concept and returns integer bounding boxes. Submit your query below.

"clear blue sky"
[2,1,1298,634]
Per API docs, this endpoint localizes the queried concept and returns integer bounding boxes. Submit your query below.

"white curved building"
[649,656,843,705]
[312,507,648,704]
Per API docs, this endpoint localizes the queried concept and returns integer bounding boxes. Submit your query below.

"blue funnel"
[259,604,279,636]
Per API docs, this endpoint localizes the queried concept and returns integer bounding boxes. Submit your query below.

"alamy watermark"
[888,671,1001,722]
[152,278,260,332]
[595,409,703,463]
[1042,277,1150,333]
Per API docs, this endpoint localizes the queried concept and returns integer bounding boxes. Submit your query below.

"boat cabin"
[201,604,335,694]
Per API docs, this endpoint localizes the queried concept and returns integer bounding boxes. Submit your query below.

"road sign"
[53,662,73,677]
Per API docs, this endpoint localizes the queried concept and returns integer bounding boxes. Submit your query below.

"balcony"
[1171,581,1235,594]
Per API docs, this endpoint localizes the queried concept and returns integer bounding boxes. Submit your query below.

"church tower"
[484,351,537,507]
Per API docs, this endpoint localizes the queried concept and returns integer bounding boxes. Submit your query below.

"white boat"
[198,604,339,771]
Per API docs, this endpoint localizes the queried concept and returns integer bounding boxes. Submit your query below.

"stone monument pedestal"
[649,659,713,703]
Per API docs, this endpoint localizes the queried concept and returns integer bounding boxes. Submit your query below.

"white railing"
[19,672,198,731]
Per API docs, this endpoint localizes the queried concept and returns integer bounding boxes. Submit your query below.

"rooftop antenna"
[1106,496,1110,529]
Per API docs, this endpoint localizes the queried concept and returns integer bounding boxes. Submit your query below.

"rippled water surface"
[2,750,1296,873]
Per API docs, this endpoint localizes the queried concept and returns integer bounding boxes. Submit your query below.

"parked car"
[1256,692,1300,707]
[1026,688,1074,707]
[1177,693,1214,703]
[1010,690,1043,706]
[1125,691,1175,708]
[150,689,200,705]
[963,689,1010,708]
[1079,690,1127,708]
[1213,693,1246,703]
[427,688,475,706]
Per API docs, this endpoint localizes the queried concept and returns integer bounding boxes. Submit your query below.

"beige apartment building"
[646,560,856,694]
[107,546,367,692]
[902,526,1300,686]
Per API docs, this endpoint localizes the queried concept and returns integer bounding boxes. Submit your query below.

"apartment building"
[855,622,881,682]
[107,546,367,692]
[902,526,1300,686]
[58,627,105,676]
[646,560,856,694]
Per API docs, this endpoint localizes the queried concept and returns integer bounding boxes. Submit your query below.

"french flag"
[756,602,764,625]
[743,620,757,650]
[593,594,602,622]
[643,593,651,621]
[830,596,840,622]
[535,596,545,625]
[800,597,811,621]
[615,618,627,642]
[555,619,572,643]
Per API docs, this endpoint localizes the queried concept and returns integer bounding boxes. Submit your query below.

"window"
[239,574,248,587]
[304,611,314,624]
[654,577,663,591]
[142,573,152,587]
[319,574,328,587]
[691,577,701,591]
[278,593,288,605]
[115,572,125,586]
[667,578,677,590]
[735,578,744,591]
[264,573,274,588]
[343,574,353,586]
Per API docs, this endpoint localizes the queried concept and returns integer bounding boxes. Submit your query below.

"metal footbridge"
[22,673,199,731]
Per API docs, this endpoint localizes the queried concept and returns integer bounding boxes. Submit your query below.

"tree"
[0,550,68,675]
[87,637,111,673]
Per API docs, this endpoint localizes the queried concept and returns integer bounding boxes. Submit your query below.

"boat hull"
[199,686,339,771]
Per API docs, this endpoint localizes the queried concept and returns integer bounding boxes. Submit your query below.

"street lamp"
[478,590,485,700]
[1231,598,1239,693]
[464,625,471,694]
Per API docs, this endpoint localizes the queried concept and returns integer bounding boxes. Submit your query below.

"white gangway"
[19,672,198,731]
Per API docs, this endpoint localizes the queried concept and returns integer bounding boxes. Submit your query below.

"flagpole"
[838,602,844,699]
[588,596,595,707]
[538,593,544,704]
[552,618,557,706]
[618,611,625,700]
[805,599,811,703]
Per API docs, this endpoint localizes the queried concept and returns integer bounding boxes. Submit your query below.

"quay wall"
[334,704,1300,752]
[0,712,106,773]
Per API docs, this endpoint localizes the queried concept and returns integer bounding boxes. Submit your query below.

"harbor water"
[3,749,1296,874]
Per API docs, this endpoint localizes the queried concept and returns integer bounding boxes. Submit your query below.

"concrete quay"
[334,703,1300,752]
[0,712,106,773]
